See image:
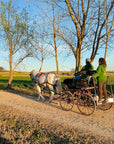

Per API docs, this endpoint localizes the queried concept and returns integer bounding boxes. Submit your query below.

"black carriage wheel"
[59,91,74,111]
[98,91,113,110]
[77,93,96,116]
[73,91,80,104]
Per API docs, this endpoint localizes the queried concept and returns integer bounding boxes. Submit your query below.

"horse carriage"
[59,70,114,116]
[30,70,114,116]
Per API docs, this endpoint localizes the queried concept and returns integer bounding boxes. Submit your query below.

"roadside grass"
[0,112,75,144]
[0,108,108,144]
[0,76,35,96]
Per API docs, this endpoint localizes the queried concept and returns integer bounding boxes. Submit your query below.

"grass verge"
[0,104,111,144]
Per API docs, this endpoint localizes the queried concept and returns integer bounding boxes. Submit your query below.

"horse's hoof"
[49,100,52,103]
[36,98,40,101]
[57,101,60,105]
[41,98,45,102]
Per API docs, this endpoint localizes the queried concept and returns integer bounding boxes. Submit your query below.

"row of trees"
[0,67,5,71]
[0,0,114,88]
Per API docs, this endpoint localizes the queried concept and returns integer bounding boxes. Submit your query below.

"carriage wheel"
[73,91,80,103]
[77,93,96,116]
[59,91,74,111]
[98,91,113,110]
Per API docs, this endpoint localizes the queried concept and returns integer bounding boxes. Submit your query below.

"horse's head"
[30,70,38,82]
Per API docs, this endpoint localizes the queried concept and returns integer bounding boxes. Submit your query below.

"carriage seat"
[75,78,88,88]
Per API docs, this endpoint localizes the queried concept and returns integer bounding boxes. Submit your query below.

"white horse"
[30,70,62,102]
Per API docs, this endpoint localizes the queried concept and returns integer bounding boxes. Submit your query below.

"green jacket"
[82,63,94,71]
[92,65,107,82]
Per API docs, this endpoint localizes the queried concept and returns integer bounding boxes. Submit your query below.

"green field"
[0,74,114,95]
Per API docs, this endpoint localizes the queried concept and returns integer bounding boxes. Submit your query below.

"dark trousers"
[98,81,107,101]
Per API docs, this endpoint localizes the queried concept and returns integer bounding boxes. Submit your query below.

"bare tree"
[52,5,60,75]
[34,2,63,74]
[0,0,33,88]
[90,0,114,62]
[54,0,91,72]
[40,0,92,71]
[31,23,51,72]
[50,0,114,71]
[104,0,114,60]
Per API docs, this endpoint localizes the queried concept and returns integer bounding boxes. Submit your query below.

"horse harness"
[35,73,45,84]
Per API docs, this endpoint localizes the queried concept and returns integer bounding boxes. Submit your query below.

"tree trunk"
[104,26,111,60]
[52,6,60,75]
[39,58,43,72]
[104,34,109,60]
[54,32,59,75]
[55,47,59,75]
[7,71,13,89]
[7,53,13,89]
[75,47,81,72]
[75,40,82,72]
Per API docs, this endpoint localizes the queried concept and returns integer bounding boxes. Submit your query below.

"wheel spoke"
[77,92,96,116]
[59,91,74,111]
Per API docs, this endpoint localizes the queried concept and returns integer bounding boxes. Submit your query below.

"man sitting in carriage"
[74,58,95,79]
[81,58,94,75]
[64,58,95,89]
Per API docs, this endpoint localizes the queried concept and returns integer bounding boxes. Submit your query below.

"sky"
[0,0,114,72]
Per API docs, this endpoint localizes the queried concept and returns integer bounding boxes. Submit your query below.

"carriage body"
[63,70,96,90]
[63,77,89,90]
[60,73,114,116]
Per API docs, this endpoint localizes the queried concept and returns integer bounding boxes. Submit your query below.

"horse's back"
[47,73,57,84]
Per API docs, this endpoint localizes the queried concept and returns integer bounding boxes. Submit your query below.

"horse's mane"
[46,72,57,76]
[31,70,38,76]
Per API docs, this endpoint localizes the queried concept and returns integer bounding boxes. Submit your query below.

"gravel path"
[0,90,114,142]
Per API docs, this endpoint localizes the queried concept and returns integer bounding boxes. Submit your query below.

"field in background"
[0,71,114,95]
[0,71,30,76]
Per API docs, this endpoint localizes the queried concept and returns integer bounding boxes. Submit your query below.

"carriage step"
[81,87,95,90]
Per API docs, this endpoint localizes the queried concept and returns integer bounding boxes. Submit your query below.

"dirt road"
[0,90,114,142]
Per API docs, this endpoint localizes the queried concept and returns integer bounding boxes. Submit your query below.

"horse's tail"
[56,76,62,92]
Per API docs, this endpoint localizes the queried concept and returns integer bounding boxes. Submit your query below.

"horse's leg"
[49,91,54,103]
[34,84,40,101]
[35,84,45,102]
[48,85,54,103]
[55,87,60,100]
